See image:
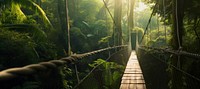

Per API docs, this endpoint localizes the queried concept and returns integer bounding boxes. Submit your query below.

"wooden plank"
[123,73,142,77]
[129,84,136,89]
[121,79,130,83]
[122,76,144,80]
[120,51,146,89]
[120,84,129,89]
[136,84,146,89]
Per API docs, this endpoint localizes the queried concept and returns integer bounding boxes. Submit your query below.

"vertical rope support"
[157,13,160,36]
[146,28,148,45]
[75,64,80,83]
[177,54,181,68]
[108,48,111,58]
[174,0,183,88]
[163,0,167,44]
[149,22,151,42]
[175,0,182,69]
[175,0,181,48]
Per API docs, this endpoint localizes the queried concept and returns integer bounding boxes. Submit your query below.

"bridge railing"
[140,46,200,59]
[138,46,200,89]
[0,45,128,88]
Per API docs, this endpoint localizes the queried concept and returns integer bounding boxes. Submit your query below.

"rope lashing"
[0,45,128,82]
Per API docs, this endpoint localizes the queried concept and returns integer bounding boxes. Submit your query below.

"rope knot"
[177,46,183,56]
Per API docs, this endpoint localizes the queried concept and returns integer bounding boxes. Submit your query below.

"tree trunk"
[171,0,184,88]
[65,0,71,56]
[128,0,135,48]
[113,0,122,46]
[70,0,77,20]
[57,0,68,54]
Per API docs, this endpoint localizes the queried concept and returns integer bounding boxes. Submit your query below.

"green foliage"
[89,59,105,68]
[0,0,66,88]
[92,20,111,36]
[145,0,200,88]
[78,0,102,22]
[67,0,113,51]
[1,24,47,41]
[0,24,57,60]
[0,9,23,24]
[0,0,127,89]
[70,27,90,53]
[61,67,73,89]
[183,25,200,53]
[89,59,125,89]
[133,27,144,40]
[0,0,52,28]
[0,25,57,69]
[146,36,166,47]
[135,8,158,30]
[0,29,38,69]
[98,36,111,45]
[78,73,99,89]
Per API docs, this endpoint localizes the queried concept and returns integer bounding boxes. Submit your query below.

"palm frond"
[13,0,53,29]
[11,2,27,22]
[24,0,53,28]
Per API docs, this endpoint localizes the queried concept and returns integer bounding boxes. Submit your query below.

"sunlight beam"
[135,2,148,12]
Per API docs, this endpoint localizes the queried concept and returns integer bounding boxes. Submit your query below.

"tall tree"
[128,0,135,47]
[65,0,71,55]
[171,0,184,88]
[113,0,122,46]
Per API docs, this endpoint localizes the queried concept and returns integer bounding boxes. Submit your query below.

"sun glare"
[135,2,148,12]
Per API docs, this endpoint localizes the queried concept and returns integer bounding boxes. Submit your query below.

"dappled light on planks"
[120,51,146,89]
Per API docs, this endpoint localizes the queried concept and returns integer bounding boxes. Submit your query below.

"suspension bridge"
[0,43,200,89]
[1,2,200,89]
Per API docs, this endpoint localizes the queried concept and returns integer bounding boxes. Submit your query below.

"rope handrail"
[73,47,128,89]
[139,46,200,59]
[138,46,200,82]
[0,45,128,82]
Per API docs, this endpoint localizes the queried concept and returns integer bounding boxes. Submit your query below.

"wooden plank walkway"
[120,51,146,89]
